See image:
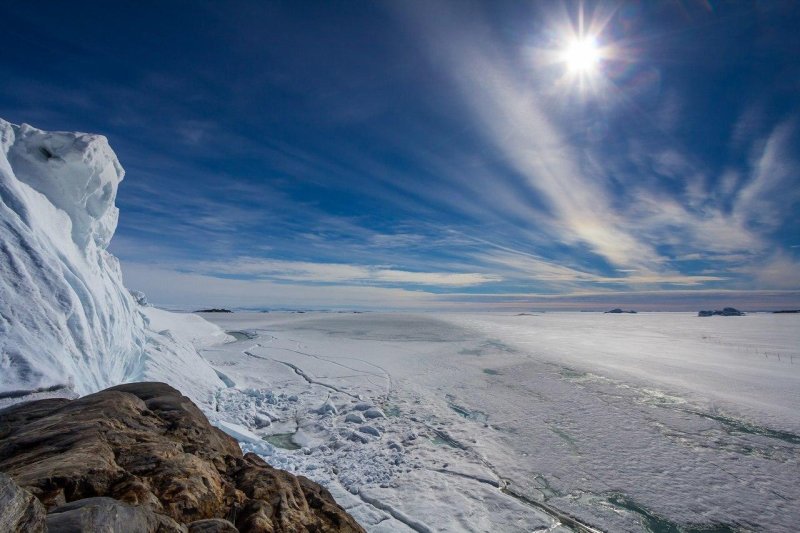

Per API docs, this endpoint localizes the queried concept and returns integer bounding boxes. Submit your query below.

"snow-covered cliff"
[0,119,224,403]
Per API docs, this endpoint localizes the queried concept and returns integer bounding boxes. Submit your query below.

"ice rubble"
[0,119,224,404]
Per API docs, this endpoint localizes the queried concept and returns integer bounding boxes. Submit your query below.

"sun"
[563,37,600,74]
[538,4,623,93]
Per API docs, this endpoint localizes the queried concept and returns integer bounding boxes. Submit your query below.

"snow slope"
[0,119,224,404]
[142,307,233,349]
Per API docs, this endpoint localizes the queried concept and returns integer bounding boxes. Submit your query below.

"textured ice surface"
[198,311,800,532]
[0,119,223,405]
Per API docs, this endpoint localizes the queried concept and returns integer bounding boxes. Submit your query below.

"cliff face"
[0,382,364,533]
[0,119,223,403]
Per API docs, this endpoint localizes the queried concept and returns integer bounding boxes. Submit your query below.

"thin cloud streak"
[120,262,799,312]
[191,257,501,287]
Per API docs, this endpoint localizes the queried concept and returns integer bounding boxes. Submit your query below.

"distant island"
[605,308,637,314]
[773,309,800,314]
[195,308,233,313]
[698,307,744,317]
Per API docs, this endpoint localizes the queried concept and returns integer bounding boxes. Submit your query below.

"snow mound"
[143,307,234,349]
[0,119,223,403]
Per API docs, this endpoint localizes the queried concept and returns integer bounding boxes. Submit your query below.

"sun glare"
[540,3,621,93]
[563,38,600,74]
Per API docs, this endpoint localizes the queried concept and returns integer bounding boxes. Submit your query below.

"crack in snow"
[357,491,435,533]
[275,359,359,399]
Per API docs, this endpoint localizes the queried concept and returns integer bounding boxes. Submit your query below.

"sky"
[1,0,799,311]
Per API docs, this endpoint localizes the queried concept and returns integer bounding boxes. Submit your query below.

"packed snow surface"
[198,311,800,533]
[0,119,223,405]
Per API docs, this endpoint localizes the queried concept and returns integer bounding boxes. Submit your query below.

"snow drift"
[0,119,223,403]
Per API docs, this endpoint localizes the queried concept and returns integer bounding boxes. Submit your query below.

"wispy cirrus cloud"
[391,2,680,276]
[471,248,724,287]
[191,257,501,287]
[385,1,799,299]
[120,261,798,312]
[121,263,440,310]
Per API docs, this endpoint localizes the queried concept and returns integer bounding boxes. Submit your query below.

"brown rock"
[45,497,186,533]
[234,453,361,533]
[0,472,46,532]
[0,382,364,533]
[188,518,239,532]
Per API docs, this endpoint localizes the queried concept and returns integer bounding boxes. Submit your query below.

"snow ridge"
[0,119,222,403]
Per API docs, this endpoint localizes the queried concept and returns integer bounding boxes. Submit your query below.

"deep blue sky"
[2,1,799,310]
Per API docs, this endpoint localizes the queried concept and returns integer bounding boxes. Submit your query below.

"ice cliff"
[0,119,224,403]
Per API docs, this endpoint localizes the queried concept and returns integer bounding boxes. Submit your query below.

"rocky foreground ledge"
[0,382,364,533]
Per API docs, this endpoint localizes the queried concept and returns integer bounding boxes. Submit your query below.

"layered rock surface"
[0,472,46,531]
[0,382,364,533]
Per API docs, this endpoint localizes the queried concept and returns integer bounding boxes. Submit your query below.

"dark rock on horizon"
[604,308,637,314]
[197,308,233,313]
[0,382,364,533]
[698,307,745,317]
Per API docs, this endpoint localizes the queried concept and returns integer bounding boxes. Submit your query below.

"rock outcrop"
[0,382,364,533]
[0,473,47,531]
[46,497,185,532]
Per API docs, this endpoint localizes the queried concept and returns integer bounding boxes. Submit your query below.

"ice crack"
[357,491,434,533]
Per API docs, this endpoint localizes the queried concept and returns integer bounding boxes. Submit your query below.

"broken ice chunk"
[315,399,338,415]
[345,413,365,424]
[359,425,381,437]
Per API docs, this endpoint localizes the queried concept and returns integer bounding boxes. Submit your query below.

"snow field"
[197,312,800,532]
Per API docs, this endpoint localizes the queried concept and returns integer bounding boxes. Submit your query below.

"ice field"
[196,311,800,532]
